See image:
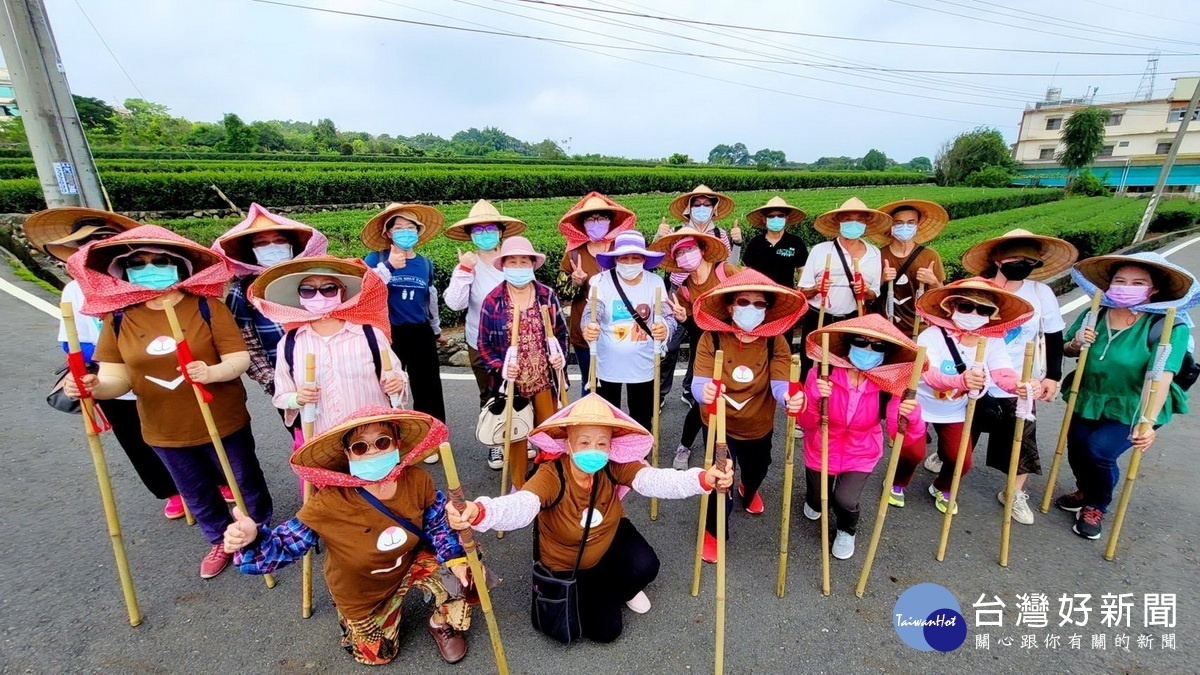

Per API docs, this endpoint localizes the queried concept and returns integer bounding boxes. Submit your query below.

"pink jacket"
[799,367,926,475]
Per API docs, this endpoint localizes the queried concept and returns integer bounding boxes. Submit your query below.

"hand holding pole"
[777,355,801,598]
[691,350,724,597]
[651,287,663,521]
[713,396,728,675]
[301,352,316,617]
[936,340,988,562]
[1000,342,1036,567]
[819,333,831,596]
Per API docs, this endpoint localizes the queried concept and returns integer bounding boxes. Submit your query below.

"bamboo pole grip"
[651,286,663,521]
[541,305,567,409]
[714,396,728,675]
[817,254,832,330]
[301,352,316,617]
[1000,342,1036,568]
[379,343,403,409]
[936,340,988,562]
[819,333,831,596]
[691,350,724,597]
[588,284,598,393]
[497,308,521,537]
[912,283,926,339]
[776,354,801,598]
[852,258,864,317]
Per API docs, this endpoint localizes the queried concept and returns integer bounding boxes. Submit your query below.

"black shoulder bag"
[939,328,1004,431]
[530,461,600,644]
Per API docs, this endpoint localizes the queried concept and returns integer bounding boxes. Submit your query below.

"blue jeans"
[1065,415,1136,513]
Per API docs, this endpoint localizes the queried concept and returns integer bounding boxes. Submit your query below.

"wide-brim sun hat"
[560,193,636,232]
[595,230,665,270]
[252,256,367,308]
[82,227,225,278]
[491,235,546,270]
[871,199,949,245]
[527,393,652,464]
[361,202,445,251]
[444,199,527,242]
[745,196,807,228]
[291,406,449,489]
[669,184,735,222]
[214,203,316,264]
[804,315,926,396]
[648,226,728,274]
[1074,253,1194,303]
[693,268,807,338]
[812,197,893,238]
[916,277,1034,338]
[22,207,141,262]
[961,228,1078,281]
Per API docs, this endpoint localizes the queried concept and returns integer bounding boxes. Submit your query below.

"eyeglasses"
[123,255,174,270]
[951,300,998,317]
[583,214,610,222]
[348,436,395,456]
[849,336,891,352]
[297,284,342,299]
[471,224,500,234]
[733,298,768,309]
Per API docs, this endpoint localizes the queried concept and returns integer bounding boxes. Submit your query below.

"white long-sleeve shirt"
[797,239,882,317]
[442,261,505,349]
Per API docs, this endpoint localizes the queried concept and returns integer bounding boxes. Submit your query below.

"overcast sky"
[15,0,1200,162]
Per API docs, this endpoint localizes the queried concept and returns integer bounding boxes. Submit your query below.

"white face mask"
[615,262,643,281]
[951,311,990,332]
[732,305,766,332]
[253,243,293,266]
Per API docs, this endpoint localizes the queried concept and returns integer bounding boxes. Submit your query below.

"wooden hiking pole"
[440,442,510,675]
[1106,306,1176,561]
[936,340,988,562]
[182,498,196,526]
[162,299,276,589]
[650,287,664,521]
[713,397,729,675]
[301,353,316,618]
[497,309,522,537]
[776,355,801,598]
[1000,342,1036,568]
[1040,291,1103,513]
[852,258,864,317]
[818,333,831,596]
[911,283,926,339]
[816,254,832,330]
[691,350,724,596]
[542,306,568,409]
[61,302,142,627]
[587,284,598,393]
[380,347,403,409]
[856,347,926,597]
[886,280,896,324]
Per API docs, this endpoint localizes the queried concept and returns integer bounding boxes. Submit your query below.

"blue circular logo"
[892,583,967,652]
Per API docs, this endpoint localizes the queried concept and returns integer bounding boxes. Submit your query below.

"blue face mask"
[392,229,419,251]
[839,220,866,240]
[571,449,610,475]
[348,449,400,481]
[471,230,500,251]
[766,216,786,232]
[127,264,179,290]
[848,345,886,371]
[504,266,535,287]
[891,223,918,242]
[689,205,713,223]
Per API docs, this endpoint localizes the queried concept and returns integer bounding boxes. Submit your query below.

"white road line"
[0,277,58,318]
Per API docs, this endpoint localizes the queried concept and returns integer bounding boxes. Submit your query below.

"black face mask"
[999,259,1040,281]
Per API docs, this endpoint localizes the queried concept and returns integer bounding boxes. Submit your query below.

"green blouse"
[1063,310,1190,426]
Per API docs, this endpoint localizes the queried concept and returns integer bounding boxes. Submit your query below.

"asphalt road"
[2,240,1198,674]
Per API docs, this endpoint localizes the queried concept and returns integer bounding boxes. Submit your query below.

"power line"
[938,0,1200,48]
[1077,0,1200,28]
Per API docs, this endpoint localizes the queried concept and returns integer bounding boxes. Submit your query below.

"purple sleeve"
[771,379,789,406]
[423,490,467,564]
[233,517,318,575]
[692,375,712,406]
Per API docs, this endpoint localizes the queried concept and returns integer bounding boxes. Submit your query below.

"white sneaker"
[625,590,651,614]
[998,489,1035,525]
[527,447,536,459]
[487,447,503,471]
[923,453,943,473]
[672,445,691,471]
[424,453,439,464]
[803,502,820,521]
[832,531,856,560]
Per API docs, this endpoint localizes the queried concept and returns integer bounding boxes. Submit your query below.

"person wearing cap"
[478,235,570,485]
[691,269,807,562]
[1056,253,1197,540]
[62,225,273,579]
[874,200,947,336]
[800,316,926,560]
[24,208,185,520]
[362,203,448,434]
[223,407,476,665]
[740,196,809,350]
[963,230,1077,526]
[212,203,328,399]
[582,230,675,431]
[891,279,1037,514]
[444,394,733,644]
[558,193,638,394]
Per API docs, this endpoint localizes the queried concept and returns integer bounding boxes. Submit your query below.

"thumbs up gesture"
[882,259,897,282]
[656,216,671,239]
[915,263,938,286]
[223,506,258,553]
[730,218,742,244]
[457,248,477,272]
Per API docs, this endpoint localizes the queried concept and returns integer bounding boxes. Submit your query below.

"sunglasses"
[471,224,501,234]
[733,298,768,309]
[348,435,395,456]
[849,336,891,352]
[297,284,342,299]
[123,255,175,270]
[951,300,998,317]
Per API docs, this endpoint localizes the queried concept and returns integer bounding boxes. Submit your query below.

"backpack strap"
[112,310,124,337]
[363,325,383,379]
[939,327,967,374]
[610,269,655,338]
[715,263,730,283]
[283,327,299,376]
[113,297,211,338]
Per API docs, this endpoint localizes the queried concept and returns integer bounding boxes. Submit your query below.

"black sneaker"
[1073,506,1104,540]
[487,446,503,471]
[1055,490,1086,513]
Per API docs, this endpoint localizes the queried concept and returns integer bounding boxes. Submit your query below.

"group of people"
[29,183,1196,667]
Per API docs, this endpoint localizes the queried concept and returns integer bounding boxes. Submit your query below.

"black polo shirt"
[741,231,808,288]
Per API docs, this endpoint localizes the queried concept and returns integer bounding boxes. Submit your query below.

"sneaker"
[486,447,503,471]
[702,532,717,564]
[737,482,764,515]
[672,444,691,471]
[219,485,235,504]
[1055,490,1086,513]
[527,447,536,459]
[803,502,820,521]
[681,393,695,406]
[998,489,1035,525]
[832,531,856,560]
[625,590,652,614]
[888,486,905,508]
[164,495,186,520]
[1073,506,1104,540]
[923,453,943,473]
[200,543,231,579]
[424,453,440,465]
[928,484,958,515]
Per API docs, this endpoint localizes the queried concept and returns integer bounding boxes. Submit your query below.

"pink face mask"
[676,248,703,271]
[1105,284,1152,308]
[299,292,342,315]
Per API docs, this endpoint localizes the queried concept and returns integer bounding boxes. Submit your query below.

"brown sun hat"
[812,197,893,238]
[290,407,449,488]
[214,207,316,263]
[361,203,445,252]
[443,199,527,242]
[871,199,949,245]
[693,268,807,337]
[916,277,1034,338]
[252,257,366,308]
[22,207,141,262]
[745,196,807,228]
[961,229,1078,281]
[669,184,735,222]
[1074,253,1194,303]
[648,226,729,273]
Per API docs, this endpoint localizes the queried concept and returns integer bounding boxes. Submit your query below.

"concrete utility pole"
[1133,77,1200,243]
[0,0,104,209]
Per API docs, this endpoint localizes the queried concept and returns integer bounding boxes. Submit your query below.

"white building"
[0,68,16,117]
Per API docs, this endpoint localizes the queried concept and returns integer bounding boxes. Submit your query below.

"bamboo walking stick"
[541,305,568,409]
[714,396,728,675]
[1000,342,1036,568]
[691,350,724,597]
[856,347,926,597]
[182,498,196,526]
[162,299,276,589]
[61,302,143,627]
[380,345,403,409]
[852,258,864,317]
[301,353,316,618]
[588,284,598,393]
[936,340,988,562]
[439,442,510,675]
[776,354,801,598]
[1105,306,1176,561]
[886,280,895,324]
[1040,291,1103,513]
[911,283,925,339]
[650,287,663,521]
[819,334,831,596]
[497,309,522,540]
[816,254,832,330]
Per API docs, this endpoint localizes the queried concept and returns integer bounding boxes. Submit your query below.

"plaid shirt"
[227,276,286,395]
[478,281,569,381]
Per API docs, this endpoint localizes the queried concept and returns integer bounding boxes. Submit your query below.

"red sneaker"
[702,532,718,564]
[163,495,185,520]
[738,482,764,515]
[200,543,231,579]
[219,485,235,504]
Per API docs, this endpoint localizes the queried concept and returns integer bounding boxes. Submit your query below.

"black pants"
[596,379,655,432]
[679,400,703,449]
[981,397,1042,476]
[705,431,774,535]
[804,468,871,536]
[96,398,178,500]
[390,322,446,422]
[660,319,700,404]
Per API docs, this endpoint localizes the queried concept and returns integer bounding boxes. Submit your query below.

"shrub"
[963,165,1014,188]
[1066,170,1111,197]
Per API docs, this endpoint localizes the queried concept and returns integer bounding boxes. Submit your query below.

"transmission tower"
[1135,52,1160,101]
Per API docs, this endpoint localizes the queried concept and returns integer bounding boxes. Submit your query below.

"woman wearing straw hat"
[224,407,476,665]
[212,203,328,399]
[362,203,448,435]
[800,315,926,559]
[558,192,637,394]
[478,235,570,485]
[444,394,733,643]
[648,228,737,470]
[25,207,185,519]
[741,196,810,351]
[582,230,675,431]
[891,279,1036,514]
[962,229,1077,525]
[62,225,273,579]
[873,200,948,336]
[692,269,807,561]
[1056,253,1196,539]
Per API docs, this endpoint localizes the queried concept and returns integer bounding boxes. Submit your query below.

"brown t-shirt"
[523,459,644,572]
[693,332,791,440]
[298,469,435,621]
[877,244,945,335]
[679,263,739,316]
[94,294,250,447]
[560,247,603,349]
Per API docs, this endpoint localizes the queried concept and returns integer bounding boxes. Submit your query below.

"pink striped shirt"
[271,321,405,433]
